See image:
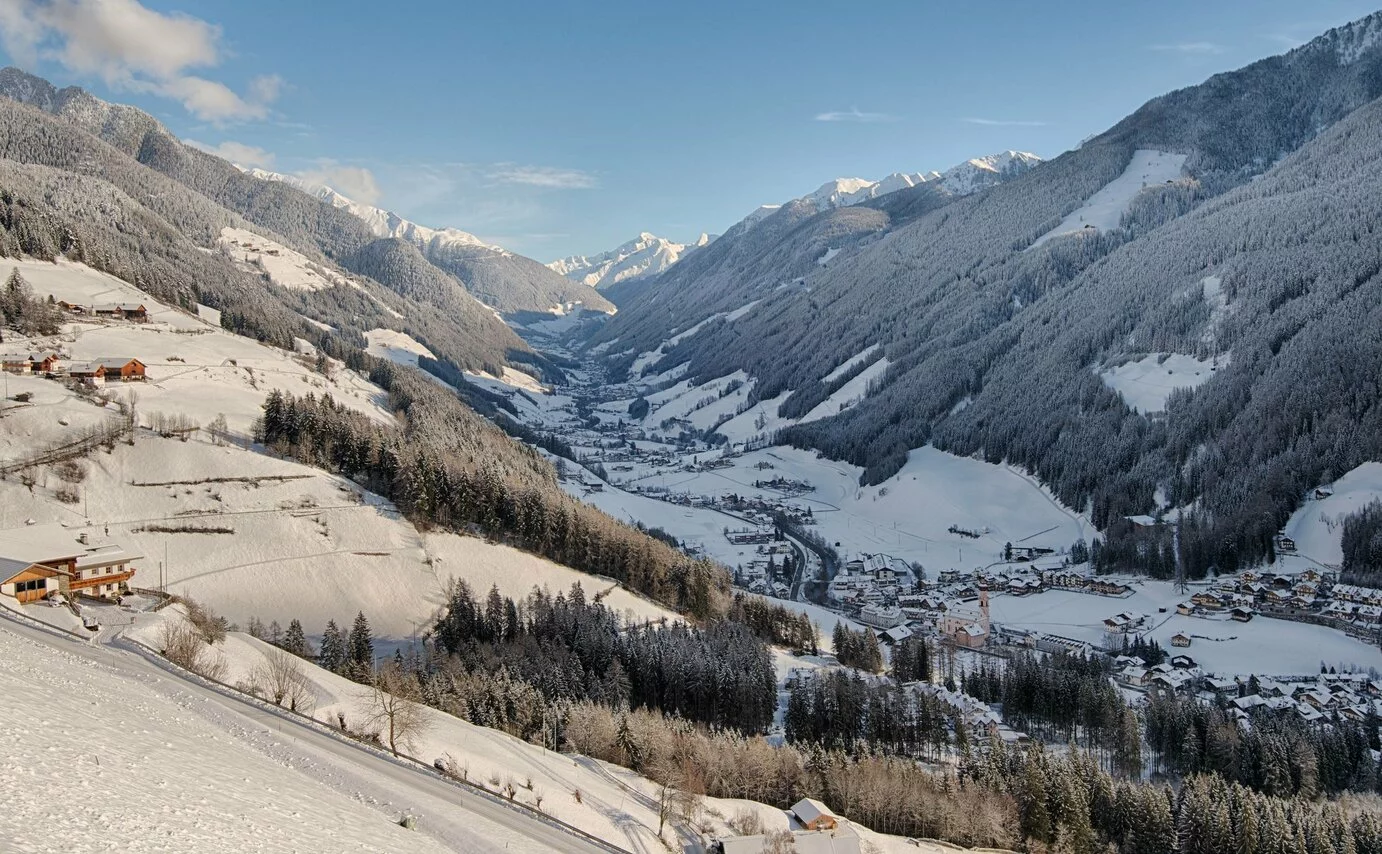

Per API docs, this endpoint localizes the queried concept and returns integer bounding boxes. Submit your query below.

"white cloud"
[962,117,1049,127]
[814,107,898,123]
[186,139,275,168]
[487,164,598,189]
[1149,41,1227,54]
[297,162,382,205]
[0,0,280,122]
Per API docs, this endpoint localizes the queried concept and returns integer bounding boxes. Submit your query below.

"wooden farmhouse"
[0,524,140,603]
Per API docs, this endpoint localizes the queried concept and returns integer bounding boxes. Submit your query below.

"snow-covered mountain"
[740,150,1041,229]
[548,232,716,289]
[557,152,1038,290]
[240,168,614,316]
[245,168,503,253]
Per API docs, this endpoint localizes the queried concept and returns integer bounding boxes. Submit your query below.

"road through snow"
[0,613,618,854]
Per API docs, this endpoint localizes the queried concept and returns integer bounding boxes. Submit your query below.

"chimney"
[77,532,88,545]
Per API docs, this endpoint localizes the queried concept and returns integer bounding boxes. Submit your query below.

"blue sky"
[1,0,1379,260]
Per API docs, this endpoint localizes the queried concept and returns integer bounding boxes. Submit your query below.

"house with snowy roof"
[791,798,840,832]
[0,524,139,603]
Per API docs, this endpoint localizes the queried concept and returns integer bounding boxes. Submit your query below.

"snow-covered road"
[0,613,620,854]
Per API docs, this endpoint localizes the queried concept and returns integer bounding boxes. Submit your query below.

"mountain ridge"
[547,231,715,290]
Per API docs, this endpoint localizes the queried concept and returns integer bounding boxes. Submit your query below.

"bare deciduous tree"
[247,649,315,713]
[158,618,228,681]
[360,662,430,757]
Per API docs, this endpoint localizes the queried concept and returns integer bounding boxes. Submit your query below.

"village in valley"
[451,318,1382,762]
[5,257,1382,853]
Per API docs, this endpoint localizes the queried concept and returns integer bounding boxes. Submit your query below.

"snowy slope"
[1284,462,1382,568]
[365,328,436,367]
[798,358,891,424]
[0,624,455,854]
[0,264,672,639]
[1030,149,1187,248]
[548,232,715,289]
[1099,352,1228,414]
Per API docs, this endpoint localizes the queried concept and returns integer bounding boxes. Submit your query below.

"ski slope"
[1030,150,1187,248]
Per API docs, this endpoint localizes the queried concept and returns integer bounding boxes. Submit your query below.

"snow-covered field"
[4,256,203,331]
[799,357,890,424]
[1030,150,1187,248]
[822,345,881,383]
[220,226,349,292]
[989,581,1382,676]
[599,444,1087,570]
[1100,352,1228,414]
[365,327,435,367]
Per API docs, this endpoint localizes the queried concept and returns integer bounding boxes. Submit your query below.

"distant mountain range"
[548,232,716,289]
[739,150,1042,230]
[552,151,1040,291]
[0,66,611,320]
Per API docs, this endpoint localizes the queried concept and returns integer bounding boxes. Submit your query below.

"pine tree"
[282,619,312,658]
[319,620,346,672]
[348,611,374,672]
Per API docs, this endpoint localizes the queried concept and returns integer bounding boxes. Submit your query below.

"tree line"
[256,387,729,619]
[431,581,777,734]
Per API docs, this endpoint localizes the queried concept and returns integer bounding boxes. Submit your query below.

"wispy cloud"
[187,139,276,169]
[1149,41,1227,54]
[297,160,382,205]
[487,164,598,189]
[814,107,899,123]
[962,117,1049,127]
[0,0,281,122]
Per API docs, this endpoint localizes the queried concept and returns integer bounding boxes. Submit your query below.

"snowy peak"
[548,231,716,289]
[244,168,504,254]
[738,150,1041,230]
[938,150,1044,195]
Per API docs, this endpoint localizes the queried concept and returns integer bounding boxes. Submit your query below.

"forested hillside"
[0,67,545,370]
[587,14,1382,576]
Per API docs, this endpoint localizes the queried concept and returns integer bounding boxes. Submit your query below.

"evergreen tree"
[319,620,346,672]
[348,611,374,673]
[281,619,312,658]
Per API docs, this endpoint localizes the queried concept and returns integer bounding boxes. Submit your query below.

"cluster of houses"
[0,523,140,604]
[735,541,796,598]
[1115,652,1382,725]
[907,681,1028,745]
[826,555,913,608]
[0,351,147,384]
[1175,568,1382,635]
[1113,653,1205,692]
[56,301,148,322]
[1227,672,1382,725]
